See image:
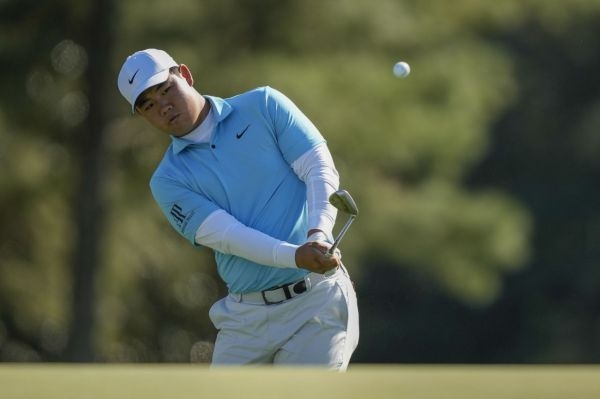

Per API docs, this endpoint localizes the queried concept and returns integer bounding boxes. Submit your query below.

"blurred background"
[1,0,599,364]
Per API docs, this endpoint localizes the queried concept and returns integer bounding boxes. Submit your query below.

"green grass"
[1,364,599,399]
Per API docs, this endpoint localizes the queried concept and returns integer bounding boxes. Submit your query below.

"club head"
[329,190,359,216]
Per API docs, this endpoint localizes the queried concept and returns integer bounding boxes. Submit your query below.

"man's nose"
[159,100,172,116]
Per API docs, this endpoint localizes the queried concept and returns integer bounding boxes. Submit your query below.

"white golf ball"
[393,61,410,78]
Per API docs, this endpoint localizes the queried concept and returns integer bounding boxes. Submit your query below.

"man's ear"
[179,64,194,86]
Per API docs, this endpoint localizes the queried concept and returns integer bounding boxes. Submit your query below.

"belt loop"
[230,292,242,303]
[282,284,292,299]
[304,275,312,291]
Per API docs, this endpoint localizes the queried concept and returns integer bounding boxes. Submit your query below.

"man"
[117,49,359,370]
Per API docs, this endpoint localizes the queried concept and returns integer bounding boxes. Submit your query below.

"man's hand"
[295,241,340,274]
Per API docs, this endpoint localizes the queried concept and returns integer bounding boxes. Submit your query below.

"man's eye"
[144,103,154,111]
[163,86,171,94]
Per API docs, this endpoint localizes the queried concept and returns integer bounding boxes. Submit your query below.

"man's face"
[135,70,202,137]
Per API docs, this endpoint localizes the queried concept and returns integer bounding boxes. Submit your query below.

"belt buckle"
[261,280,307,305]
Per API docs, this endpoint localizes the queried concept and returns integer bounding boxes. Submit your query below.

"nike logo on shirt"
[236,124,250,139]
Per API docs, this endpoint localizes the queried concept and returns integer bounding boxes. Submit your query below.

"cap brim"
[130,69,171,113]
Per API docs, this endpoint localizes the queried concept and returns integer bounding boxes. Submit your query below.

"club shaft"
[327,215,356,255]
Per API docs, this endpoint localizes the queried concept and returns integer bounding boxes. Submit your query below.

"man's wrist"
[306,230,333,244]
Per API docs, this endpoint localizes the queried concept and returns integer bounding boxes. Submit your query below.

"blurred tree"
[467,8,600,362]
[0,0,118,361]
[0,0,87,361]
[61,0,116,362]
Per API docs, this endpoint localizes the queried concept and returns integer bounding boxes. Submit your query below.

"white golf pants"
[209,266,359,370]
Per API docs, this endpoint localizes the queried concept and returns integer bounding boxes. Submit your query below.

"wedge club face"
[329,190,359,217]
[327,190,359,255]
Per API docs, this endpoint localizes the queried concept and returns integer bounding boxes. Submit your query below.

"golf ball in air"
[393,61,410,78]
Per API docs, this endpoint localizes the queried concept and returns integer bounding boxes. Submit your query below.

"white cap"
[117,49,178,112]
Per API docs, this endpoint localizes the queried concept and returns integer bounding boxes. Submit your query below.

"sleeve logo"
[170,204,186,226]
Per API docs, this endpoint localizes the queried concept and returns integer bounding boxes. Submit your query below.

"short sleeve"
[264,87,325,165]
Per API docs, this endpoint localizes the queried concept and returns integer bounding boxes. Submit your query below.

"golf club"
[327,189,359,256]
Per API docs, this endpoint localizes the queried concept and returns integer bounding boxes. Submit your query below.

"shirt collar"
[170,95,232,154]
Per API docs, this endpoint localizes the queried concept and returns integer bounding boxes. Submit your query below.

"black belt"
[236,278,309,305]
[231,268,342,305]
[261,279,308,305]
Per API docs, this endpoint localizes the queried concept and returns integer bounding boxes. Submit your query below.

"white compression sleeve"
[195,210,298,268]
[291,143,340,241]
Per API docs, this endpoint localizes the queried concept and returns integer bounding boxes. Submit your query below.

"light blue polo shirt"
[150,86,325,293]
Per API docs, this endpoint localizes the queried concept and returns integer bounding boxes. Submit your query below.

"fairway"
[1,364,599,399]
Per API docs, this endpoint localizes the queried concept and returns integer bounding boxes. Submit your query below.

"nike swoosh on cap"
[128,69,140,84]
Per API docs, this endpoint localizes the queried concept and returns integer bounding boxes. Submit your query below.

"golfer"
[117,49,359,370]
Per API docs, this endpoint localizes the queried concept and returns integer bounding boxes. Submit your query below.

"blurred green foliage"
[0,0,599,363]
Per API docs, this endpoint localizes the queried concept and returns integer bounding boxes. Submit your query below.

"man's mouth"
[168,114,180,124]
